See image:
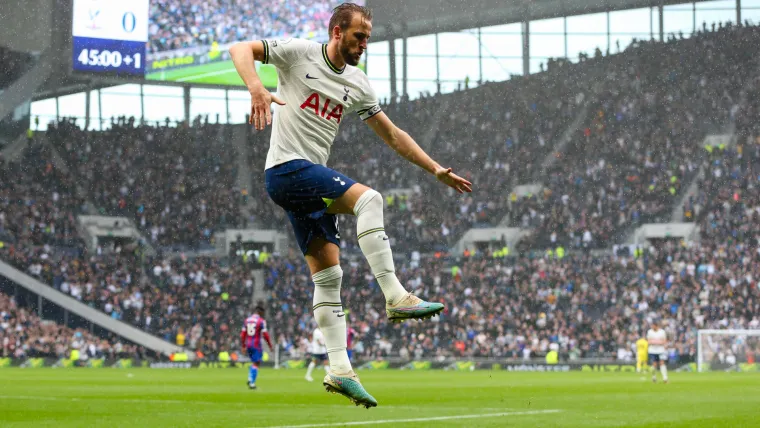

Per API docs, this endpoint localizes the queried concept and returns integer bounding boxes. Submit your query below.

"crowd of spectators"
[149,0,343,53]
[515,22,760,251]
[265,238,759,364]
[1,21,760,365]
[0,142,85,250]
[48,118,243,251]
[0,291,144,360]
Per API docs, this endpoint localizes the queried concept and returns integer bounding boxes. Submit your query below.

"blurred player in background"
[646,321,669,383]
[346,323,358,361]
[230,2,471,408]
[635,333,648,373]
[241,305,273,390]
[305,327,328,382]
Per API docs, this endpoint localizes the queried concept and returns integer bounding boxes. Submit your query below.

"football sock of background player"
[249,364,258,384]
[660,363,668,381]
[312,265,352,374]
[353,190,407,305]
[306,360,316,379]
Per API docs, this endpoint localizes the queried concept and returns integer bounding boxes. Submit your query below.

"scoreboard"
[71,0,149,76]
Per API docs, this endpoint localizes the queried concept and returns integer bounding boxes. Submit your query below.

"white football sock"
[660,364,668,381]
[312,265,352,374]
[353,189,407,305]
[306,361,315,378]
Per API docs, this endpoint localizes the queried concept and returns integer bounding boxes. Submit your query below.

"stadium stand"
[48,118,243,251]
[148,0,339,53]
[0,291,143,360]
[2,21,759,365]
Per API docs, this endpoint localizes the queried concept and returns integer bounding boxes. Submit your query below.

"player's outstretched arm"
[229,41,285,130]
[366,112,472,193]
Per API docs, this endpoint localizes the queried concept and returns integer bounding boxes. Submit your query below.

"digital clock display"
[71,0,148,76]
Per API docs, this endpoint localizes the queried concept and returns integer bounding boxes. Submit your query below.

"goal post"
[697,329,760,373]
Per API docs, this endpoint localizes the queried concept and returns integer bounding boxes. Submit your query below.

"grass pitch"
[0,369,758,427]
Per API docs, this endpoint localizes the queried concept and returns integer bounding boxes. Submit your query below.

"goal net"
[697,329,760,372]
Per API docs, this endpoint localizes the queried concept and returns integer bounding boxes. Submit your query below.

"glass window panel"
[744,0,760,25]
[406,34,436,56]
[438,57,481,85]
[369,79,391,104]
[101,84,141,95]
[57,92,86,125]
[190,88,227,124]
[530,17,565,60]
[567,34,608,61]
[696,0,736,9]
[407,56,437,81]
[437,31,479,58]
[530,34,565,59]
[30,98,57,131]
[696,1,736,28]
[100,85,141,126]
[651,7,660,39]
[531,17,564,35]
[395,39,403,96]
[567,12,607,34]
[481,23,523,34]
[611,34,637,53]
[482,57,522,82]
[228,90,251,124]
[609,8,653,35]
[88,90,100,131]
[143,85,184,125]
[663,5,695,36]
[367,41,389,79]
[406,81,437,99]
[480,28,522,58]
[530,58,548,74]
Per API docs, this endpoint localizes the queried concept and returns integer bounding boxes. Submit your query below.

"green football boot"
[323,371,378,409]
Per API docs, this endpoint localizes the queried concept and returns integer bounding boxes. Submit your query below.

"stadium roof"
[370,0,717,40]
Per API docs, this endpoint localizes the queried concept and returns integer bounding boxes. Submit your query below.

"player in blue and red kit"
[346,325,357,361]
[241,305,273,390]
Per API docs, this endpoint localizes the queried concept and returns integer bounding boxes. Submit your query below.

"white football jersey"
[261,38,381,169]
[646,328,667,354]
[311,328,327,354]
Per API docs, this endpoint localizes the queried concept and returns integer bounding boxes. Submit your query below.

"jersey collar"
[322,44,345,74]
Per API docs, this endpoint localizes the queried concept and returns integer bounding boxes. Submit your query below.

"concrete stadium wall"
[0,0,55,52]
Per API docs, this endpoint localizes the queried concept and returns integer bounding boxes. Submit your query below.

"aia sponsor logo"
[300,93,343,124]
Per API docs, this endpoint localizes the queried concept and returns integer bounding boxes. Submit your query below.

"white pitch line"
[258,409,562,428]
[176,68,239,82]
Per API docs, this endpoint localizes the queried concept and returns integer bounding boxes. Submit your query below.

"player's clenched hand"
[434,167,472,193]
[249,87,285,131]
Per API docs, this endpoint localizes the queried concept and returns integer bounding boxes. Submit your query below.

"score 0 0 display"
[71,0,149,76]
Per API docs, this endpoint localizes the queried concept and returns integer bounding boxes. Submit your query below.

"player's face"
[339,13,372,66]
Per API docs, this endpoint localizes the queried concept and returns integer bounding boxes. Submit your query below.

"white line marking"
[258,409,562,428]
[176,68,238,82]
[0,396,497,412]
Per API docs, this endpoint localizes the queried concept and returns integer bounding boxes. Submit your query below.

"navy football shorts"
[648,353,665,364]
[265,159,357,255]
[311,353,328,362]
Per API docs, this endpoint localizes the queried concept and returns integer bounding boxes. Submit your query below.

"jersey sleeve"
[261,38,311,69]
[355,77,382,121]
[259,319,268,333]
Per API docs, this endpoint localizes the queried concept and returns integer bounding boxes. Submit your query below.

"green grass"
[0,369,758,427]
[145,60,279,87]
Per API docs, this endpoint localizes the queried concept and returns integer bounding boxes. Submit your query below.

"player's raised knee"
[353,189,384,217]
